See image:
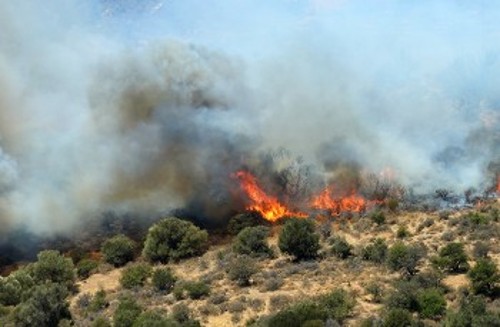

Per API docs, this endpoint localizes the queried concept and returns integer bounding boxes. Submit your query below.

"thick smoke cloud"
[0,0,499,236]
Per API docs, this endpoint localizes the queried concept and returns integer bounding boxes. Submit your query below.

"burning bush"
[278,218,320,261]
[101,234,136,267]
[142,217,209,263]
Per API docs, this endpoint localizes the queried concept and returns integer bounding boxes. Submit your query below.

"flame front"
[233,171,305,222]
[311,187,367,215]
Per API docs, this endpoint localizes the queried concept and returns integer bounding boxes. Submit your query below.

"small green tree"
[32,250,75,286]
[233,226,273,258]
[13,282,71,327]
[120,263,152,289]
[133,310,175,327]
[152,268,177,292]
[330,236,352,259]
[417,288,446,319]
[76,259,99,279]
[0,267,34,306]
[468,259,499,296]
[143,217,209,263]
[184,281,211,299]
[432,242,469,273]
[227,211,267,235]
[444,294,500,326]
[227,255,258,287]
[114,296,142,327]
[382,308,415,327]
[101,234,135,267]
[371,211,386,225]
[89,289,108,312]
[386,242,425,276]
[278,218,320,261]
[92,316,111,327]
[361,238,388,264]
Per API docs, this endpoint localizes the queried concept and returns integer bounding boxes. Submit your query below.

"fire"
[497,176,500,193]
[233,171,305,222]
[311,187,367,215]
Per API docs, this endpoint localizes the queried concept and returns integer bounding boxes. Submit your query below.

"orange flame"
[233,171,305,222]
[311,187,367,215]
[497,176,500,193]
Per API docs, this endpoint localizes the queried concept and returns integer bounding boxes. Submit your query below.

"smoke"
[0,0,499,236]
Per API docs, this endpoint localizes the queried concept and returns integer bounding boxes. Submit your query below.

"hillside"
[62,202,500,326]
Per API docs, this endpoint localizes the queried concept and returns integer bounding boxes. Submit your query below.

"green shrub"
[171,303,201,326]
[386,242,425,276]
[143,217,209,263]
[120,263,152,289]
[365,282,384,303]
[318,289,355,322]
[133,310,176,327]
[227,211,267,235]
[265,289,354,327]
[396,225,409,238]
[432,242,469,273]
[184,281,210,299]
[92,316,111,327]
[13,282,71,327]
[371,211,386,225]
[361,238,388,264]
[382,308,415,327]
[386,198,399,212]
[152,268,177,292]
[416,288,446,319]
[466,212,489,225]
[468,259,499,296]
[114,296,142,327]
[227,255,258,287]
[444,294,500,326]
[101,234,135,267]
[330,236,352,259]
[89,289,108,312]
[385,280,420,312]
[278,218,320,261]
[472,241,490,259]
[233,226,273,258]
[268,300,326,327]
[76,259,99,279]
[32,250,75,286]
[0,268,34,306]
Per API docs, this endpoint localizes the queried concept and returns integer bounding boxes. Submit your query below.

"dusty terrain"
[71,202,500,326]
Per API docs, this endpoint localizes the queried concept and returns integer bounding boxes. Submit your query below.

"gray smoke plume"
[0,0,499,236]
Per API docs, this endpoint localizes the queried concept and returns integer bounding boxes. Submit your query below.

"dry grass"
[71,201,500,326]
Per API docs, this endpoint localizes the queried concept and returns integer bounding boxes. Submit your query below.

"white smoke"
[0,0,498,235]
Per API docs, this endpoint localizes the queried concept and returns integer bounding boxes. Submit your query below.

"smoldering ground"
[0,0,499,241]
